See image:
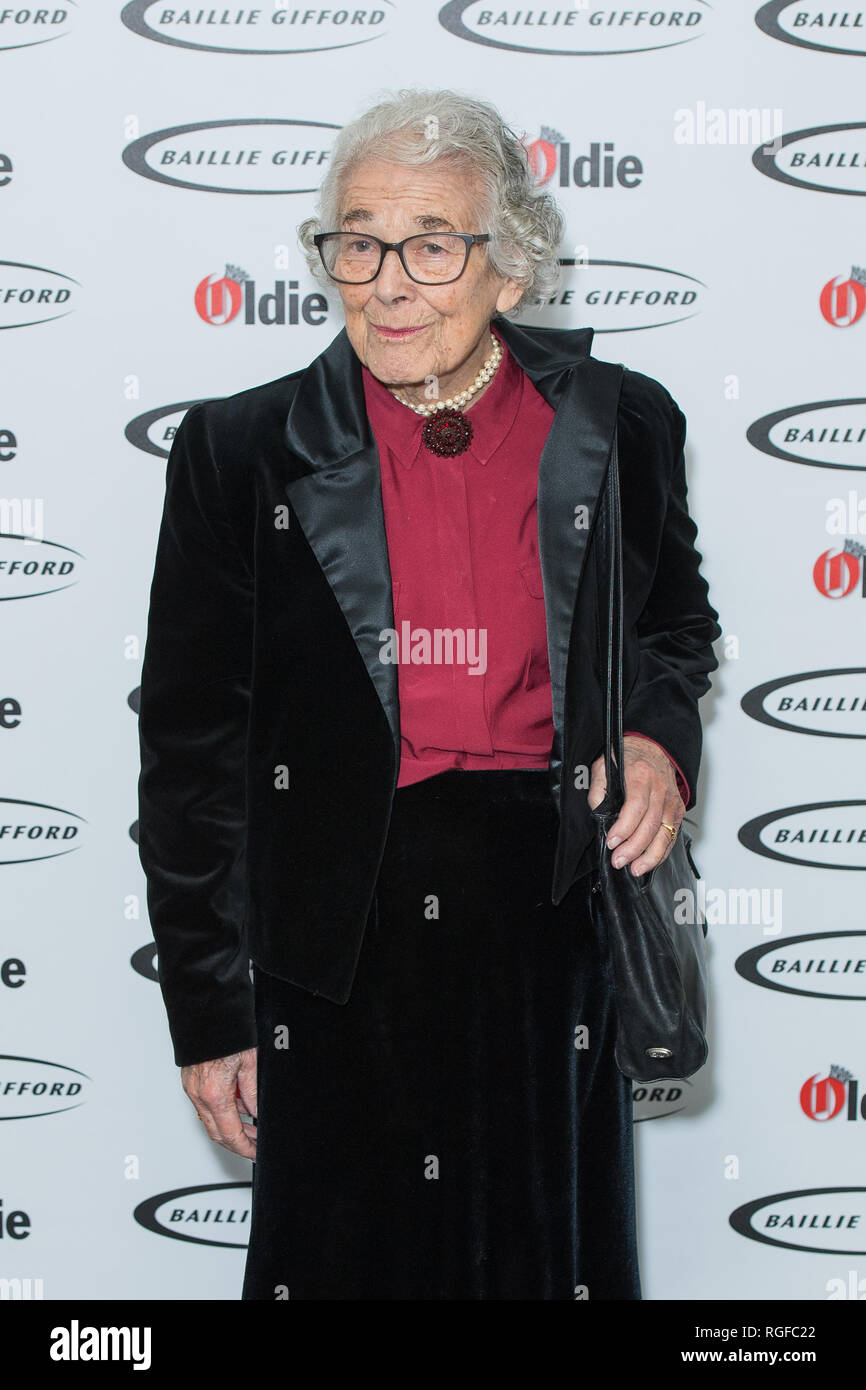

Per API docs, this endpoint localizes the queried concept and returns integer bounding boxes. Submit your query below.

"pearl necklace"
[388,333,503,457]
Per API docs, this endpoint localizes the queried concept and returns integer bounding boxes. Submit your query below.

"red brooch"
[421,409,473,457]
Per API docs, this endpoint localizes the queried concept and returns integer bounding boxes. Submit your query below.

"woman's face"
[332,156,522,397]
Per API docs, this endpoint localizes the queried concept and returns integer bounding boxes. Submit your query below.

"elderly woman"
[137,87,720,1301]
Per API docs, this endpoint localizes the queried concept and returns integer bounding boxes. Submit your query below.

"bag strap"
[599,425,626,808]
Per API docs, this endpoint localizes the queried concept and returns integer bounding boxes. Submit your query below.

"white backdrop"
[1,1,865,1302]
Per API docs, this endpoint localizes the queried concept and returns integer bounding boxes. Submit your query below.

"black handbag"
[588,422,709,1084]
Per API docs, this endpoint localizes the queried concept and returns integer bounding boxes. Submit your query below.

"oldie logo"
[124,402,200,459]
[0,261,80,329]
[738,801,866,870]
[439,0,711,54]
[735,931,866,1001]
[730,1188,866,1254]
[524,126,643,188]
[755,1,866,57]
[820,266,866,327]
[133,1182,252,1248]
[741,669,866,738]
[747,398,866,470]
[120,1,395,52]
[753,122,866,196]
[0,798,85,865]
[799,1065,866,1122]
[194,263,328,327]
[122,119,339,195]
[812,543,864,599]
[0,1055,91,1120]
[539,258,705,332]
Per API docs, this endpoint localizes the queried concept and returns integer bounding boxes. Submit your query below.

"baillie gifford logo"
[753,121,866,196]
[134,1182,251,1248]
[730,1188,866,1254]
[755,1,866,58]
[0,5,74,51]
[534,257,705,333]
[738,801,866,870]
[735,931,866,1000]
[122,119,338,196]
[194,263,329,327]
[741,668,866,739]
[438,0,712,55]
[800,1065,866,1122]
[120,2,396,53]
[747,398,866,471]
[125,401,201,459]
[0,261,80,330]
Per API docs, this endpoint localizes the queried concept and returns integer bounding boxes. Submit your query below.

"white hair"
[297,88,564,315]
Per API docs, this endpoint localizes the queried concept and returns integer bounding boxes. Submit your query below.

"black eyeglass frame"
[312,232,491,286]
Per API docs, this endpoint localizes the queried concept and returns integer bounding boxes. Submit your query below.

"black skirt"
[241,768,640,1301]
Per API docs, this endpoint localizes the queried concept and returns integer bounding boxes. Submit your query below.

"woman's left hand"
[587,736,685,875]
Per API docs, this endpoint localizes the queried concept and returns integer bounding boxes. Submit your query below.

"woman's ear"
[495,278,524,315]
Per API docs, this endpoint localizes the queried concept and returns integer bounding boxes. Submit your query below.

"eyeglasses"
[313,232,491,286]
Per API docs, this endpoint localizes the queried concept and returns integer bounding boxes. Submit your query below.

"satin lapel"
[535,356,625,803]
[284,330,400,767]
[281,319,619,786]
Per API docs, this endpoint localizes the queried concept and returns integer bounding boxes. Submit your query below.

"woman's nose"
[374,247,416,298]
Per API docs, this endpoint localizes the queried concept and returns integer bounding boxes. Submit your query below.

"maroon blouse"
[362,326,688,803]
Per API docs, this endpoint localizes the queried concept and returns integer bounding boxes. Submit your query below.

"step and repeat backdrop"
[1,2,864,1303]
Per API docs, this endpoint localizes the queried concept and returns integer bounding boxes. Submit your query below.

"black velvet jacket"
[137,317,721,1067]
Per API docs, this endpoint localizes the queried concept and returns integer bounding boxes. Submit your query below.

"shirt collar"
[361,324,524,469]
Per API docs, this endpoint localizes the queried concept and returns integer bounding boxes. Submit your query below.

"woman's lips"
[372,324,428,339]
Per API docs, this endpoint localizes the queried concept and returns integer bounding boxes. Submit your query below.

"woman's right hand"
[181,1047,258,1159]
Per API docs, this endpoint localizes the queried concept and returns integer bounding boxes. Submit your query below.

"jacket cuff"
[172,1020,258,1070]
[623,731,689,806]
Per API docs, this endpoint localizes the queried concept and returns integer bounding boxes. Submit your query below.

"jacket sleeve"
[137,403,256,1068]
[621,394,721,811]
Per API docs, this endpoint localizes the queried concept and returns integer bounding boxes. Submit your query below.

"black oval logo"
[755,1,866,57]
[124,401,200,459]
[747,398,866,470]
[735,931,866,1001]
[0,534,83,601]
[0,1054,91,1120]
[730,1187,866,1254]
[753,122,866,196]
[542,258,706,333]
[738,800,866,870]
[439,0,711,54]
[130,942,158,983]
[741,669,866,738]
[122,119,340,195]
[0,798,86,865]
[0,260,80,328]
[133,1182,252,1247]
[120,1,394,53]
[0,4,75,51]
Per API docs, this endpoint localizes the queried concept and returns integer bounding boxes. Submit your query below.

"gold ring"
[660,822,678,843]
